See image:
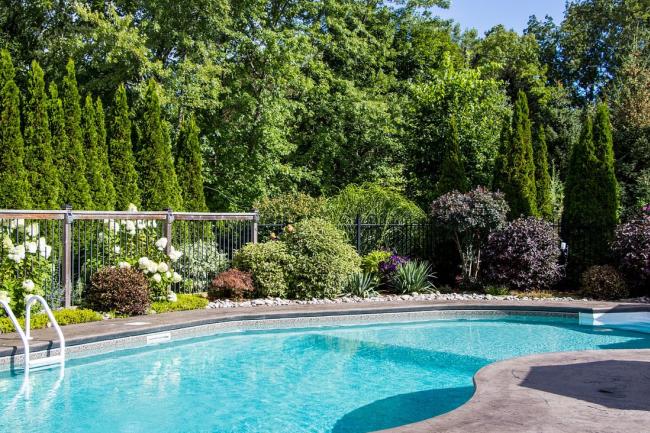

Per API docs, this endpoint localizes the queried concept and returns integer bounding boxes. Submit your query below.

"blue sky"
[434,0,566,34]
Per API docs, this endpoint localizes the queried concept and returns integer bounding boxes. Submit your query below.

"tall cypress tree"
[109,84,140,210]
[562,113,604,279]
[493,91,537,218]
[592,102,620,228]
[138,79,183,210]
[61,59,93,209]
[83,94,109,209]
[176,114,208,211]
[95,97,116,209]
[24,60,61,209]
[436,115,469,196]
[0,50,31,209]
[533,125,553,220]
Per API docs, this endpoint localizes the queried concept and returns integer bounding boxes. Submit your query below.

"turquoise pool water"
[1,314,649,433]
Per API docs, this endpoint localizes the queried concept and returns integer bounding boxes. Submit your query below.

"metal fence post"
[163,208,174,255]
[355,213,362,253]
[252,209,259,244]
[62,205,73,308]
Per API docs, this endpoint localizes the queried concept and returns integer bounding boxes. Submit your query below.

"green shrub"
[391,261,435,294]
[361,250,392,274]
[581,265,629,300]
[0,308,102,334]
[86,267,150,316]
[209,269,255,301]
[181,241,229,290]
[151,294,208,313]
[283,218,361,298]
[233,241,294,297]
[255,192,326,223]
[344,272,379,298]
[484,286,509,296]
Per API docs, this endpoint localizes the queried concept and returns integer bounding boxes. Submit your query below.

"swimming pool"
[1,313,649,433]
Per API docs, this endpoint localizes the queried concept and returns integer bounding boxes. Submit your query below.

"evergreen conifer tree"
[137,79,183,210]
[109,84,140,209]
[562,113,605,278]
[95,97,116,209]
[24,60,60,209]
[435,115,469,196]
[83,94,109,209]
[0,50,31,209]
[492,91,537,218]
[533,125,553,220]
[592,102,620,228]
[176,114,208,211]
[61,60,93,208]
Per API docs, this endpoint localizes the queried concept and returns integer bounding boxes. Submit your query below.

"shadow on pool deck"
[520,360,650,411]
[331,386,474,433]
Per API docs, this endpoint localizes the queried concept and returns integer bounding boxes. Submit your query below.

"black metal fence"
[0,209,258,307]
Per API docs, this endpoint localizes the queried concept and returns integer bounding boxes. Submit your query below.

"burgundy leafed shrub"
[209,269,255,301]
[87,267,150,316]
[482,217,562,291]
[580,265,629,300]
[611,215,650,294]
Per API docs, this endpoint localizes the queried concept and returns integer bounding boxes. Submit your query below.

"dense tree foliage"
[176,115,208,212]
[109,84,140,210]
[493,91,537,218]
[24,60,60,209]
[0,0,646,221]
[0,50,30,208]
[533,125,553,220]
[137,79,183,210]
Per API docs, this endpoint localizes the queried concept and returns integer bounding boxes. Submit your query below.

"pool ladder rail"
[0,295,66,375]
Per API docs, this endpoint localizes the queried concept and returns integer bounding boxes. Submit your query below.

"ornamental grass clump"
[391,261,435,294]
[482,217,562,291]
[86,267,150,316]
[344,272,379,298]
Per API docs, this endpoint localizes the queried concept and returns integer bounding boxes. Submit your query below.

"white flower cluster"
[138,256,182,283]
[3,235,52,263]
[22,279,35,293]
[0,290,10,304]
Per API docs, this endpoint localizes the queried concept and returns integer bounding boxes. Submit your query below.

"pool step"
[29,355,64,370]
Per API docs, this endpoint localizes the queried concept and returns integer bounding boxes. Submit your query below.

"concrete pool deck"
[1,299,649,432]
[377,349,650,433]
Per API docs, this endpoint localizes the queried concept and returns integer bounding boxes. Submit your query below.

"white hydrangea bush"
[0,219,54,315]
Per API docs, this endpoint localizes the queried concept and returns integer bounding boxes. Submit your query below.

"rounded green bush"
[233,241,294,298]
[283,218,361,298]
[581,265,629,300]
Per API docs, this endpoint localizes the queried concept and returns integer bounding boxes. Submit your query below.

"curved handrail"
[25,295,66,373]
[0,300,29,366]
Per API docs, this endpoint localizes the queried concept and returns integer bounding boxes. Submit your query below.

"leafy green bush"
[255,192,327,222]
[180,240,229,290]
[581,265,629,300]
[283,218,361,298]
[484,286,509,296]
[151,294,208,313]
[86,267,151,316]
[0,308,102,334]
[391,261,435,294]
[361,250,392,274]
[209,269,255,300]
[233,241,294,297]
[344,272,379,298]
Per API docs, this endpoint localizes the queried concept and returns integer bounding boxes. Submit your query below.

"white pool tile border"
[0,309,576,372]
